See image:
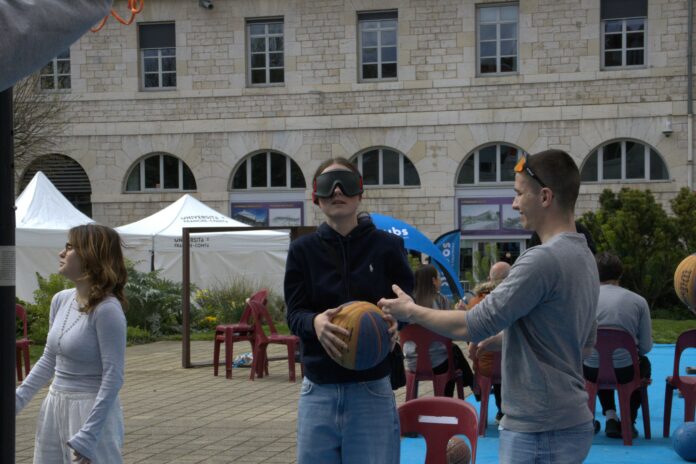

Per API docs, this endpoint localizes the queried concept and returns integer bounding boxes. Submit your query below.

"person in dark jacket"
[285,157,414,464]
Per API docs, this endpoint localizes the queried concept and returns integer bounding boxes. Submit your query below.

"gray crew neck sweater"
[16,288,126,461]
[465,232,599,433]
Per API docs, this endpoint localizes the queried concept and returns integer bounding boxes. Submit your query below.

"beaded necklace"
[57,295,85,355]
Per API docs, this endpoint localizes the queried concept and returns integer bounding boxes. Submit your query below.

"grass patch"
[651,318,696,344]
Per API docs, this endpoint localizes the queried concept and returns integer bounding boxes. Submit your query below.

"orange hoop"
[91,0,144,32]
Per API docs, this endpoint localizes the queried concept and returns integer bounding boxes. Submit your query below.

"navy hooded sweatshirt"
[284,215,414,384]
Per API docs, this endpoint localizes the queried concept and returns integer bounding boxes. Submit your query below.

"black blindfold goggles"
[313,170,364,198]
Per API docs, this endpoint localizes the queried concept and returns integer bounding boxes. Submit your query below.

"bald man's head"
[489,261,511,283]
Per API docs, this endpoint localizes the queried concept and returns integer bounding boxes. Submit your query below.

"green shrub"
[193,279,286,329]
[126,326,154,345]
[580,188,684,311]
[25,273,74,344]
[124,263,193,336]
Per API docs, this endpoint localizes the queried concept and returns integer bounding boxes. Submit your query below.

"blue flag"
[433,230,461,301]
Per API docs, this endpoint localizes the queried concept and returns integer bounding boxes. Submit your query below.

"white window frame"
[477,3,519,76]
[352,148,420,187]
[601,16,646,69]
[40,50,71,91]
[231,152,305,190]
[126,154,196,192]
[358,12,398,82]
[457,144,525,185]
[247,19,285,86]
[582,141,669,182]
[141,47,176,90]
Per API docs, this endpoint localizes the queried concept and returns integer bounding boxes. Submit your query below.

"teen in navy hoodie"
[285,158,413,464]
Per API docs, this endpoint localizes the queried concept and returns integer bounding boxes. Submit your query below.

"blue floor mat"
[401,344,696,463]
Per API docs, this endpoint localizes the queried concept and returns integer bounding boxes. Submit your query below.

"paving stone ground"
[16,340,462,463]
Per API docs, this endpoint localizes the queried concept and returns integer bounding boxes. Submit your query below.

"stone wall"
[17,0,696,238]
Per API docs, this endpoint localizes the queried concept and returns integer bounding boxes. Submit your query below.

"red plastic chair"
[472,350,501,436]
[247,300,302,382]
[663,328,696,437]
[399,324,465,401]
[213,289,267,379]
[398,396,478,464]
[16,304,31,382]
[584,327,651,445]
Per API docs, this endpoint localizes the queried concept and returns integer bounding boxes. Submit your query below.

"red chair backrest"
[400,324,457,376]
[248,300,278,342]
[399,396,478,464]
[672,328,696,387]
[16,304,28,338]
[593,327,641,387]
[237,289,268,326]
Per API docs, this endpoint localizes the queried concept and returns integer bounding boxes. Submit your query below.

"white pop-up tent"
[15,171,94,301]
[116,194,289,294]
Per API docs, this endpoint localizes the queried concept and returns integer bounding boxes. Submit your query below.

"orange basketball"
[447,436,471,464]
[674,254,696,312]
[331,301,391,371]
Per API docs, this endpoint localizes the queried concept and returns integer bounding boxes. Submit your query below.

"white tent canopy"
[116,194,289,294]
[15,171,94,301]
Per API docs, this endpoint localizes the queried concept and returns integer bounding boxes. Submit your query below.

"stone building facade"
[18,0,695,277]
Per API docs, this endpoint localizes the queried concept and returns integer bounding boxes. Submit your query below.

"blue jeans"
[499,420,594,464]
[296,376,400,464]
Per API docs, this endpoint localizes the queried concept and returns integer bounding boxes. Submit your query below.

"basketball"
[673,422,696,462]
[331,301,391,370]
[447,436,471,464]
[674,254,696,313]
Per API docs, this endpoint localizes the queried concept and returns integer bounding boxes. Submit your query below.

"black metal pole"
[0,87,16,464]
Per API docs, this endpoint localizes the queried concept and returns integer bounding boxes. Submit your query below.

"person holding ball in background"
[285,158,414,464]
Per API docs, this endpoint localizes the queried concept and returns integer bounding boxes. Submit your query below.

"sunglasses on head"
[514,154,548,189]
[312,170,364,204]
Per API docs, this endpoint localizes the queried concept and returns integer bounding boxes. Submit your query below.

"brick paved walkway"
[16,340,453,463]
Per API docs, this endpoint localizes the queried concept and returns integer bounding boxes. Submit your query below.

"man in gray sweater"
[380,149,599,464]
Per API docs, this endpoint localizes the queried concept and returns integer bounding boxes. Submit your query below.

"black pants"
[432,344,475,398]
[583,355,651,423]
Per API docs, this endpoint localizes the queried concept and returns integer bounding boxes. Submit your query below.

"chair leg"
[286,343,296,382]
[478,380,491,437]
[640,385,651,439]
[225,328,234,379]
[15,348,22,382]
[685,393,696,423]
[618,389,632,446]
[22,346,30,378]
[405,375,417,401]
[456,377,464,400]
[664,383,675,438]
[213,337,221,376]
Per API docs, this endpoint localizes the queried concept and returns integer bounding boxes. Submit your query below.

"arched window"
[456,143,525,185]
[125,152,196,192]
[231,151,306,189]
[581,140,669,182]
[351,148,420,186]
[21,154,92,216]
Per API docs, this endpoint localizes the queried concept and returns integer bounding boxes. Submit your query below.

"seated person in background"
[465,261,511,423]
[403,264,474,397]
[583,252,652,439]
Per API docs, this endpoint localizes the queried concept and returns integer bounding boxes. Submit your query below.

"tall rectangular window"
[40,50,71,90]
[478,4,518,75]
[601,0,646,68]
[358,11,398,81]
[139,23,176,89]
[247,19,284,85]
